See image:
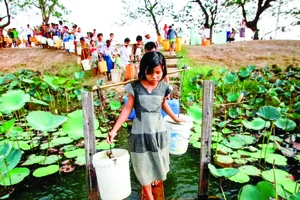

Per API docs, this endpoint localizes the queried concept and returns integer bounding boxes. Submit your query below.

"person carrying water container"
[100,40,116,80]
[107,51,186,200]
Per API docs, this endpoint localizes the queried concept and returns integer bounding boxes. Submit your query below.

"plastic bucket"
[41,37,47,44]
[93,149,131,200]
[64,41,70,50]
[161,99,180,118]
[164,114,193,155]
[53,35,59,42]
[76,47,82,55]
[111,69,122,83]
[81,59,91,70]
[47,39,54,46]
[69,44,75,53]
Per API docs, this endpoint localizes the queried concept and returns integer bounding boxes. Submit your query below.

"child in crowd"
[90,40,99,76]
[107,51,185,200]
[80,37,90,60]
[131,35,144,62]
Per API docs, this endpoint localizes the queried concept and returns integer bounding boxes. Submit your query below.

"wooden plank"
[166,59,178,68]
[82,92,99,200]
[141,181,165,200]
[198,81,214,198]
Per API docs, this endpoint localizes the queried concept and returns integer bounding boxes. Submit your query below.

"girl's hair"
[138,51,167,80]
[90,40,95,44]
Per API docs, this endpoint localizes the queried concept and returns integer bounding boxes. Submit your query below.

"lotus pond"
[0,65,300,200]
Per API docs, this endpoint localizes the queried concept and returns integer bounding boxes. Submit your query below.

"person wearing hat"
[118,37,132,74]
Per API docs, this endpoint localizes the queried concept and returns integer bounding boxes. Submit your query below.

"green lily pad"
[40,155,62,165]
[212,143,233,154]
[96,141,115,150]
[242,118,268,131]
[227,93,239,102]
[187,105,202,124]
[62,110,99,140]
[236,134,256,145]
[208,163,238,178]
[21,155,46,166]
[275,117,296,131]
[192,141,201,148]
[261,169,293,184]
[0,146,22,175]
[109,101,121,110]
[281,180,300,194]
[238,181,276,200]
[0,167,30,186]
[215,154,234,167]
[229,108,239,118]
[26,111,67,132]
[238,165,261,176]
[265,153,287,166]
[74,71,84,79]
[288,193,300,200]
[51,137,74,147]
[75,155,86,166]
[229,171,250,183]
[238,68,251,78]
[43,75,59,91]
[256,106,281,121]
[29,97,49,106]
[223,136,246,149]
[0,90,30,114]
[0,119,15,134]
[223,72,238,84]
[33,165,59,177]
[64,148,85,158]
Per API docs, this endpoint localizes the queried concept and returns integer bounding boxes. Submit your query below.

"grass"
[177,45,225,104]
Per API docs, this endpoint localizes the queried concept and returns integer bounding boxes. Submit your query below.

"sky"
[1,0,299,41]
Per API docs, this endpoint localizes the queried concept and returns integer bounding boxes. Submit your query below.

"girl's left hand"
[175,115,186,123]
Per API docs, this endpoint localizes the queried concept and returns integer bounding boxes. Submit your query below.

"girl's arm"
[162,97,185,123]
[107,94,134,144]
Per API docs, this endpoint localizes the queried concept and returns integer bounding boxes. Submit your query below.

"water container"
[164,114,193,155]
[175,43,182,52]
[125,64,135,79]
[64,41,70,50]
[36,35,42,42]
[161,99,180,118]
[55,40,61,48]
[93,149,131,200]
[124,96,135,120]
[69,44,75,53]
[157,35,163,44]
[41,37,47,44]
[76,47,82,55]
[111,69,122,83]
[163,40,170,51]
[81,59,91,70]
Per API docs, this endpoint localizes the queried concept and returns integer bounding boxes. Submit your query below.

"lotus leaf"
[238,68,251,78]
[221,128,233,134]
[0,119,15,134]
[227,93,239,102]
[238,182,275,200]
[43,75,59,90]
[33,165,59,177]
[192,141,201,148]
[187,105,202,124]
[229,171,250,183]
[26,111,67,132]
[64,148,85,158]
[242,118,267,130]
[238,165,261,176]
[212,144,233,154]
[62,110,99,140]
[223,136,245,149]
[236,134,256,145]
[275,117,296,131]
[0,167,30,186]
[59,144,77,152]
[208,163,239,178]
[281,180,300,194]
[229,108,239,118]
[75,155,86,166]
[256,106,281,121]
[194,125,201,134]
[0,147,22,175]
[0,90,30,114]
[288,193,300,200]
[217,120,231,128]
[22,155,46,166]
[40,155,62,165]
[29,97,49,106]
[215,155,233,166]
[96,141,115,150]
[247,65,256,71]
[295,154,300,162]
[16,140,39,151]
[258,85,268,93]
[261,169,292,184]
[223,72,238,84]
[258,143,275,153]
[0,143,12,162]
[109,100,121,110]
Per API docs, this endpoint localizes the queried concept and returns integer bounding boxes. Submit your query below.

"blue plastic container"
[124,96,179,120]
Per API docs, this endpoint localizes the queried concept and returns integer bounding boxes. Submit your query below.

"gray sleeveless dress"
[125,81,172,186]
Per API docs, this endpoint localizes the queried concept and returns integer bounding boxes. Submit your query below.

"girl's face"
[91,41,95,46]
[145,65,163,85]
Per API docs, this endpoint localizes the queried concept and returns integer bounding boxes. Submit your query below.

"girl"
[90,40,99,76]
[100,40,115,80]
[107,51,185,200]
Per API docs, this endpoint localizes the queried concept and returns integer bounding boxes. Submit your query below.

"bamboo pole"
[82,92,99,200]
[198,81,214,198]
[92,67,189,91]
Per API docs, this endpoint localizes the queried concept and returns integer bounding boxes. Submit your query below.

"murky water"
[9,128,238,200]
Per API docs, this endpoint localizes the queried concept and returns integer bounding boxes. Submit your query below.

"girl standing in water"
[107,51,185,200]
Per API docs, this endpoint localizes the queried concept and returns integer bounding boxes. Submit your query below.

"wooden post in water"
[198,81,214,198]
[82,92,99,200]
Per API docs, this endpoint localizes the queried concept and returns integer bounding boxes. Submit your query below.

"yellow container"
[163,40,169,51]
[56,40,61,48]
[175,43,181,52]
[176,38,182,44]
[157,35,163,44]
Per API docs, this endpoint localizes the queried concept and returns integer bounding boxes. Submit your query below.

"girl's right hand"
[106,131,117,144]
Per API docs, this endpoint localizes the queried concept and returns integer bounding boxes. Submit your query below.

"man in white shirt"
[25,24,33,46]
[118,38,132,73]
[74,27,83,55]
[144,34,158,48]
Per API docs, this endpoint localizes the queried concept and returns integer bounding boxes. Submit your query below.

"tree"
[119,0,174,36]
[0,0,11,29]
[16,0,70,24]
[225,0,276,33]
